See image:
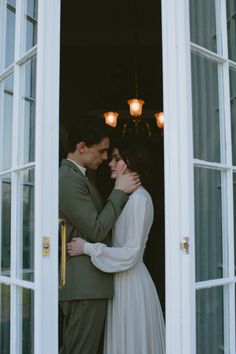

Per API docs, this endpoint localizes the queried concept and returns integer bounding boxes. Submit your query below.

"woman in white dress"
[68,138,165,354]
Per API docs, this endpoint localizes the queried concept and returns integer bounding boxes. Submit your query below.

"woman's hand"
[67,237,85,256]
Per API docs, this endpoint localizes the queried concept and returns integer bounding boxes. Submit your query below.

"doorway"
[59,0,165,315]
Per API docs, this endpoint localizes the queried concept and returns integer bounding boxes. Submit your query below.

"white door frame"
[161,1,195,353]
[34,0,61,352]
[0,0,61,352]
[162,1,236,353]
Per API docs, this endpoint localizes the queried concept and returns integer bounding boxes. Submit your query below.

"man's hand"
[67,237,85,256]
[114,164,141,194]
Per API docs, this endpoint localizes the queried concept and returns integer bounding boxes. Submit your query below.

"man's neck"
[67,152,85,167]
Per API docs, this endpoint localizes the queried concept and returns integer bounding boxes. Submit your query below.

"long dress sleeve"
[84,190,154,273]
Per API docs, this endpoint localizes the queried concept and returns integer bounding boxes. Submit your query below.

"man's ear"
[76,141,86,153]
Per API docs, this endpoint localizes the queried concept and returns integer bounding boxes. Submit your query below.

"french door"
[163,0,236,353]
[0,0,60,353]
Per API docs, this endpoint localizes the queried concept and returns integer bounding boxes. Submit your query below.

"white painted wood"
[195,277,236,290]
[219,1,236,352]
[10,1,22,352]
[162,0,236,353]
[1,0,60,353]
[0,64,14,81]
[14,0,22,61]
[162,0,195,353]
[229,60,236,70]
[193,159,231,170]
[34,0,60,352]
[191,43,227,63]
[0,275,35,288]
[0,0,6,73]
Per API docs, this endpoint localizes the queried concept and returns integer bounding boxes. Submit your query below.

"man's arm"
[60,173,128,243]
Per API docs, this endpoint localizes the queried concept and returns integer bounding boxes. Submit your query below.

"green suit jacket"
[59,159,128,301]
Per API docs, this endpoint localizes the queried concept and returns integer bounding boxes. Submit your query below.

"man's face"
[83,137,110,169]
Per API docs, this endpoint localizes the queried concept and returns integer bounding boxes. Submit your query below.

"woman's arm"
[67,192,154,273]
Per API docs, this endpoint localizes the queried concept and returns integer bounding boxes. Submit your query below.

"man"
[59,119,140,354]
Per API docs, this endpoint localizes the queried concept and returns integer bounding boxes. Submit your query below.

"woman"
[68,137,165,354]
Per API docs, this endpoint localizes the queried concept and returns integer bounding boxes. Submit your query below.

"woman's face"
[108,148,128,179]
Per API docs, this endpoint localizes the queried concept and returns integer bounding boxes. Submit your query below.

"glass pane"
[196,286,225,354]
[189,0,217,53]
[5,3,16,69]
[234,173,236,275]
[23,0,38,53]
[192,53,220,162]
[230,68,236,166]
[17,287,34,354]
[1,175,11,277]
[7,0,16,5]
[0,284,10,354]
[16,169,34,281]
[1,75,13,172]
[227,0,236,62]
[195,167,223,282]
[19,56,36,165]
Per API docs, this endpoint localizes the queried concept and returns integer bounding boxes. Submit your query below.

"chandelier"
[102,0,164,138]
[103,103,164,138]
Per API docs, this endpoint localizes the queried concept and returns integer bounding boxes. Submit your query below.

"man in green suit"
[59,119,140,354]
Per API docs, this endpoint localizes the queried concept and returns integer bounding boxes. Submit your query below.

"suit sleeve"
[60,173,128,242]
[83,193,153,272]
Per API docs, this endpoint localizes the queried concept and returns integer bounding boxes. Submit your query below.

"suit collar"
[61,159,85,177]
[67,158,87,176]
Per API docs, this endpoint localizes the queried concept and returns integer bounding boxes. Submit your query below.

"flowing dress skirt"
[104,261,165,354]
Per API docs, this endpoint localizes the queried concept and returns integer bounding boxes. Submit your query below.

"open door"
[163,0,236,353]
[0,0,60,353]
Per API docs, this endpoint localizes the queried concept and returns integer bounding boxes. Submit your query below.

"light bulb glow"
[127,98,144,117]
[103,112,119,127]
[154,112,165,128]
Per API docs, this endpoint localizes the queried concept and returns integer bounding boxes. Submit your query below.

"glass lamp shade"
[103,112,119,127]
[127,98,144,117]
[154,112,165,128]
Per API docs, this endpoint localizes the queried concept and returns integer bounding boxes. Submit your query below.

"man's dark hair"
[67,118,111,153]
[115,137,152,191]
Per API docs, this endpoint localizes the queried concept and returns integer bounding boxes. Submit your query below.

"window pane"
[19,56,36,165]
[23,0,38,53]
[189,0,217,53]
[1,74,13,172]
[234,173,236,275]
[195,167,223,282]
[196,286,225,354]
[1,175,11,278]
[17,287,34,354]
[5,3,16,68]
[16,169,34,281]
[0,284,10,354]
[7,0,16,6]
[227,0,236,62]
[230,68,236,166]
[192,53,220,162]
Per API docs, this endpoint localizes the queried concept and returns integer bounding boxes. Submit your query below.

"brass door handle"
[59,218,67,288]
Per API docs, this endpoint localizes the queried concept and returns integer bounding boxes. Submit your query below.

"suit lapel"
[61,159,104,210]
[86,179,104,210]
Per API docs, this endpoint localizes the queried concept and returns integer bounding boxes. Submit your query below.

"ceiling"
[60,0,163,140]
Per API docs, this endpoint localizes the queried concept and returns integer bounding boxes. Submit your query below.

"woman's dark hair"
[115,137,153,191]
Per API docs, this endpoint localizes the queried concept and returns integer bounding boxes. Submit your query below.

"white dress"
[84,187,165,354]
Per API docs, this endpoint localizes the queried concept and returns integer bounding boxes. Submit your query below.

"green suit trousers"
[59,299,107,354]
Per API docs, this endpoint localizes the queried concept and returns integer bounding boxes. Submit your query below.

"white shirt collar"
[67,158,87,176]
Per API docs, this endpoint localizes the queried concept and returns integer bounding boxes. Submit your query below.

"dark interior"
[59,0,165,309]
